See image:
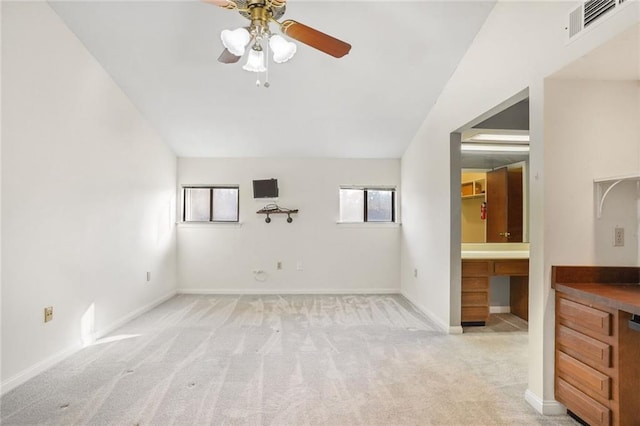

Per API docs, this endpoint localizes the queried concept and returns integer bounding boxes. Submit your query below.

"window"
[183,186,239,222]
[339,187,396,223]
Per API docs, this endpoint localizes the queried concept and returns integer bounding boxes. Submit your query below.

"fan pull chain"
[264,39,270,88]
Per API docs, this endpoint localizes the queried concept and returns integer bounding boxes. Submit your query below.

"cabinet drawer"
[557,325,611,369]
[557,297,611,337]
[462,306,488,322]
[462,277,489,291]
[462,291,488,306]
[493,259,528,276]
[557,351,610,401]
[462,261,490,277]
[557,378,610,426]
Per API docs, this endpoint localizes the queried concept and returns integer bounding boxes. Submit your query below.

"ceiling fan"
[205,0,351,82]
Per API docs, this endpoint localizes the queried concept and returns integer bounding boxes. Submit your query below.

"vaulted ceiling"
[49,1,495,158]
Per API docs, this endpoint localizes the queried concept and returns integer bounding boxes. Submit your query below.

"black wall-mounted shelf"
[256,206,298,223]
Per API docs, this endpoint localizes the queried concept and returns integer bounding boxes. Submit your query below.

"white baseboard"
[1,341,82,396]
[96,290,176,340]
[1,289,177,396]
[448,325,464,334]
[177,288,399,295]
[524,389,566,415]
[400,291,459,334]
[490,305,511,314]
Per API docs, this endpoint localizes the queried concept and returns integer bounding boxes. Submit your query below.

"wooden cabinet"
[461,258,529,325]
[555,292,615,425]
[494,259,528,275]
[461,260,490,324]
[552,266,640,426]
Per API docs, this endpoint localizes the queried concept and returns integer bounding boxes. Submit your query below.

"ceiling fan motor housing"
[240,0,286,27]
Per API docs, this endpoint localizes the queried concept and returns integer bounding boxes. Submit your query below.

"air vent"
[567,0,627,41]
[584,0,616,27]
[569,6,584,38]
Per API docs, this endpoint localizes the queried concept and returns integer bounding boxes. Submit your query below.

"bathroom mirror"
[460,98,530,243]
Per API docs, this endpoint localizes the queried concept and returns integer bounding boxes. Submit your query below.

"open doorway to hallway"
[451,89,531,334]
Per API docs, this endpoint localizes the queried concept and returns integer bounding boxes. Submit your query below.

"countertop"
[552,265,640,315]
[461,243,529,259]
[554,282,640,315]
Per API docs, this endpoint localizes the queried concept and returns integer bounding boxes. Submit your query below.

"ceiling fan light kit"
[242,45,267,73]
[220,27,251,56]
[269,34,296,64]
[207,0,351,87]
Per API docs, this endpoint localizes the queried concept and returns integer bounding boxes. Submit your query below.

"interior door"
[486,168,508,242]
[507,168,523,241]
[486,167,523,242]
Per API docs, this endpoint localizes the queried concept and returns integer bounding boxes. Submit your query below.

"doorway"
[451,89,530,333]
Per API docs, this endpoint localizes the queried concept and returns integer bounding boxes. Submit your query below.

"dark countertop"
[553,282,640,315]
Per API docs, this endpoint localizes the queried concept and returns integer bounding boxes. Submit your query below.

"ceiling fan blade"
[203,0,237,10]
[280,20,351,58]
[218,48,241,64]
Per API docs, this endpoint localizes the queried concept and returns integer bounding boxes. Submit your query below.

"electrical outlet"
[44,306,53,323]
[296,260,303,271]
[277,261,282,270]
[614,227,624,247]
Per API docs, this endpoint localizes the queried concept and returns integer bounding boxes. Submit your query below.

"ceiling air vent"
[584,0,616,27]
[567,0,626,41]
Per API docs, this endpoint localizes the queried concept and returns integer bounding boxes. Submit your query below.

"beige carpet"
[1,294,576,425]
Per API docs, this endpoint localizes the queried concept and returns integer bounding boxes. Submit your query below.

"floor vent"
[567,0,627,41]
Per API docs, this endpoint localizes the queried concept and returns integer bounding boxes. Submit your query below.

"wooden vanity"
[552,266,640,426]
[462,258,529,325]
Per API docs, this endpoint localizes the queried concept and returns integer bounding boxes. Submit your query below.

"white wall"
[545,79,639,266]
[0,0,4,391]
[400,0,639,414]
[1,2,177,392]
[178,158,400,294]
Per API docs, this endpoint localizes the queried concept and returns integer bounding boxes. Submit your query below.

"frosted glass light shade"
[269,35,296,63]
[242,48,266,72]
[221,28,250,56]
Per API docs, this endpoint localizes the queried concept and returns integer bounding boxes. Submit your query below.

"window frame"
[339,186,397,223]
[182,185,240,223]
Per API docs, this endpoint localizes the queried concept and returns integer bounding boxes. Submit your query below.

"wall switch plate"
[614,227,624,247]
[44,306,53,323]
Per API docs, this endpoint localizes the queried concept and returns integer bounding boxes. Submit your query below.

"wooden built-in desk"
[461,258,529,325]
[552,266,640,426]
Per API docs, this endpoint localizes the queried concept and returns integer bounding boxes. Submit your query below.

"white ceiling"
[49,1,495,158]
